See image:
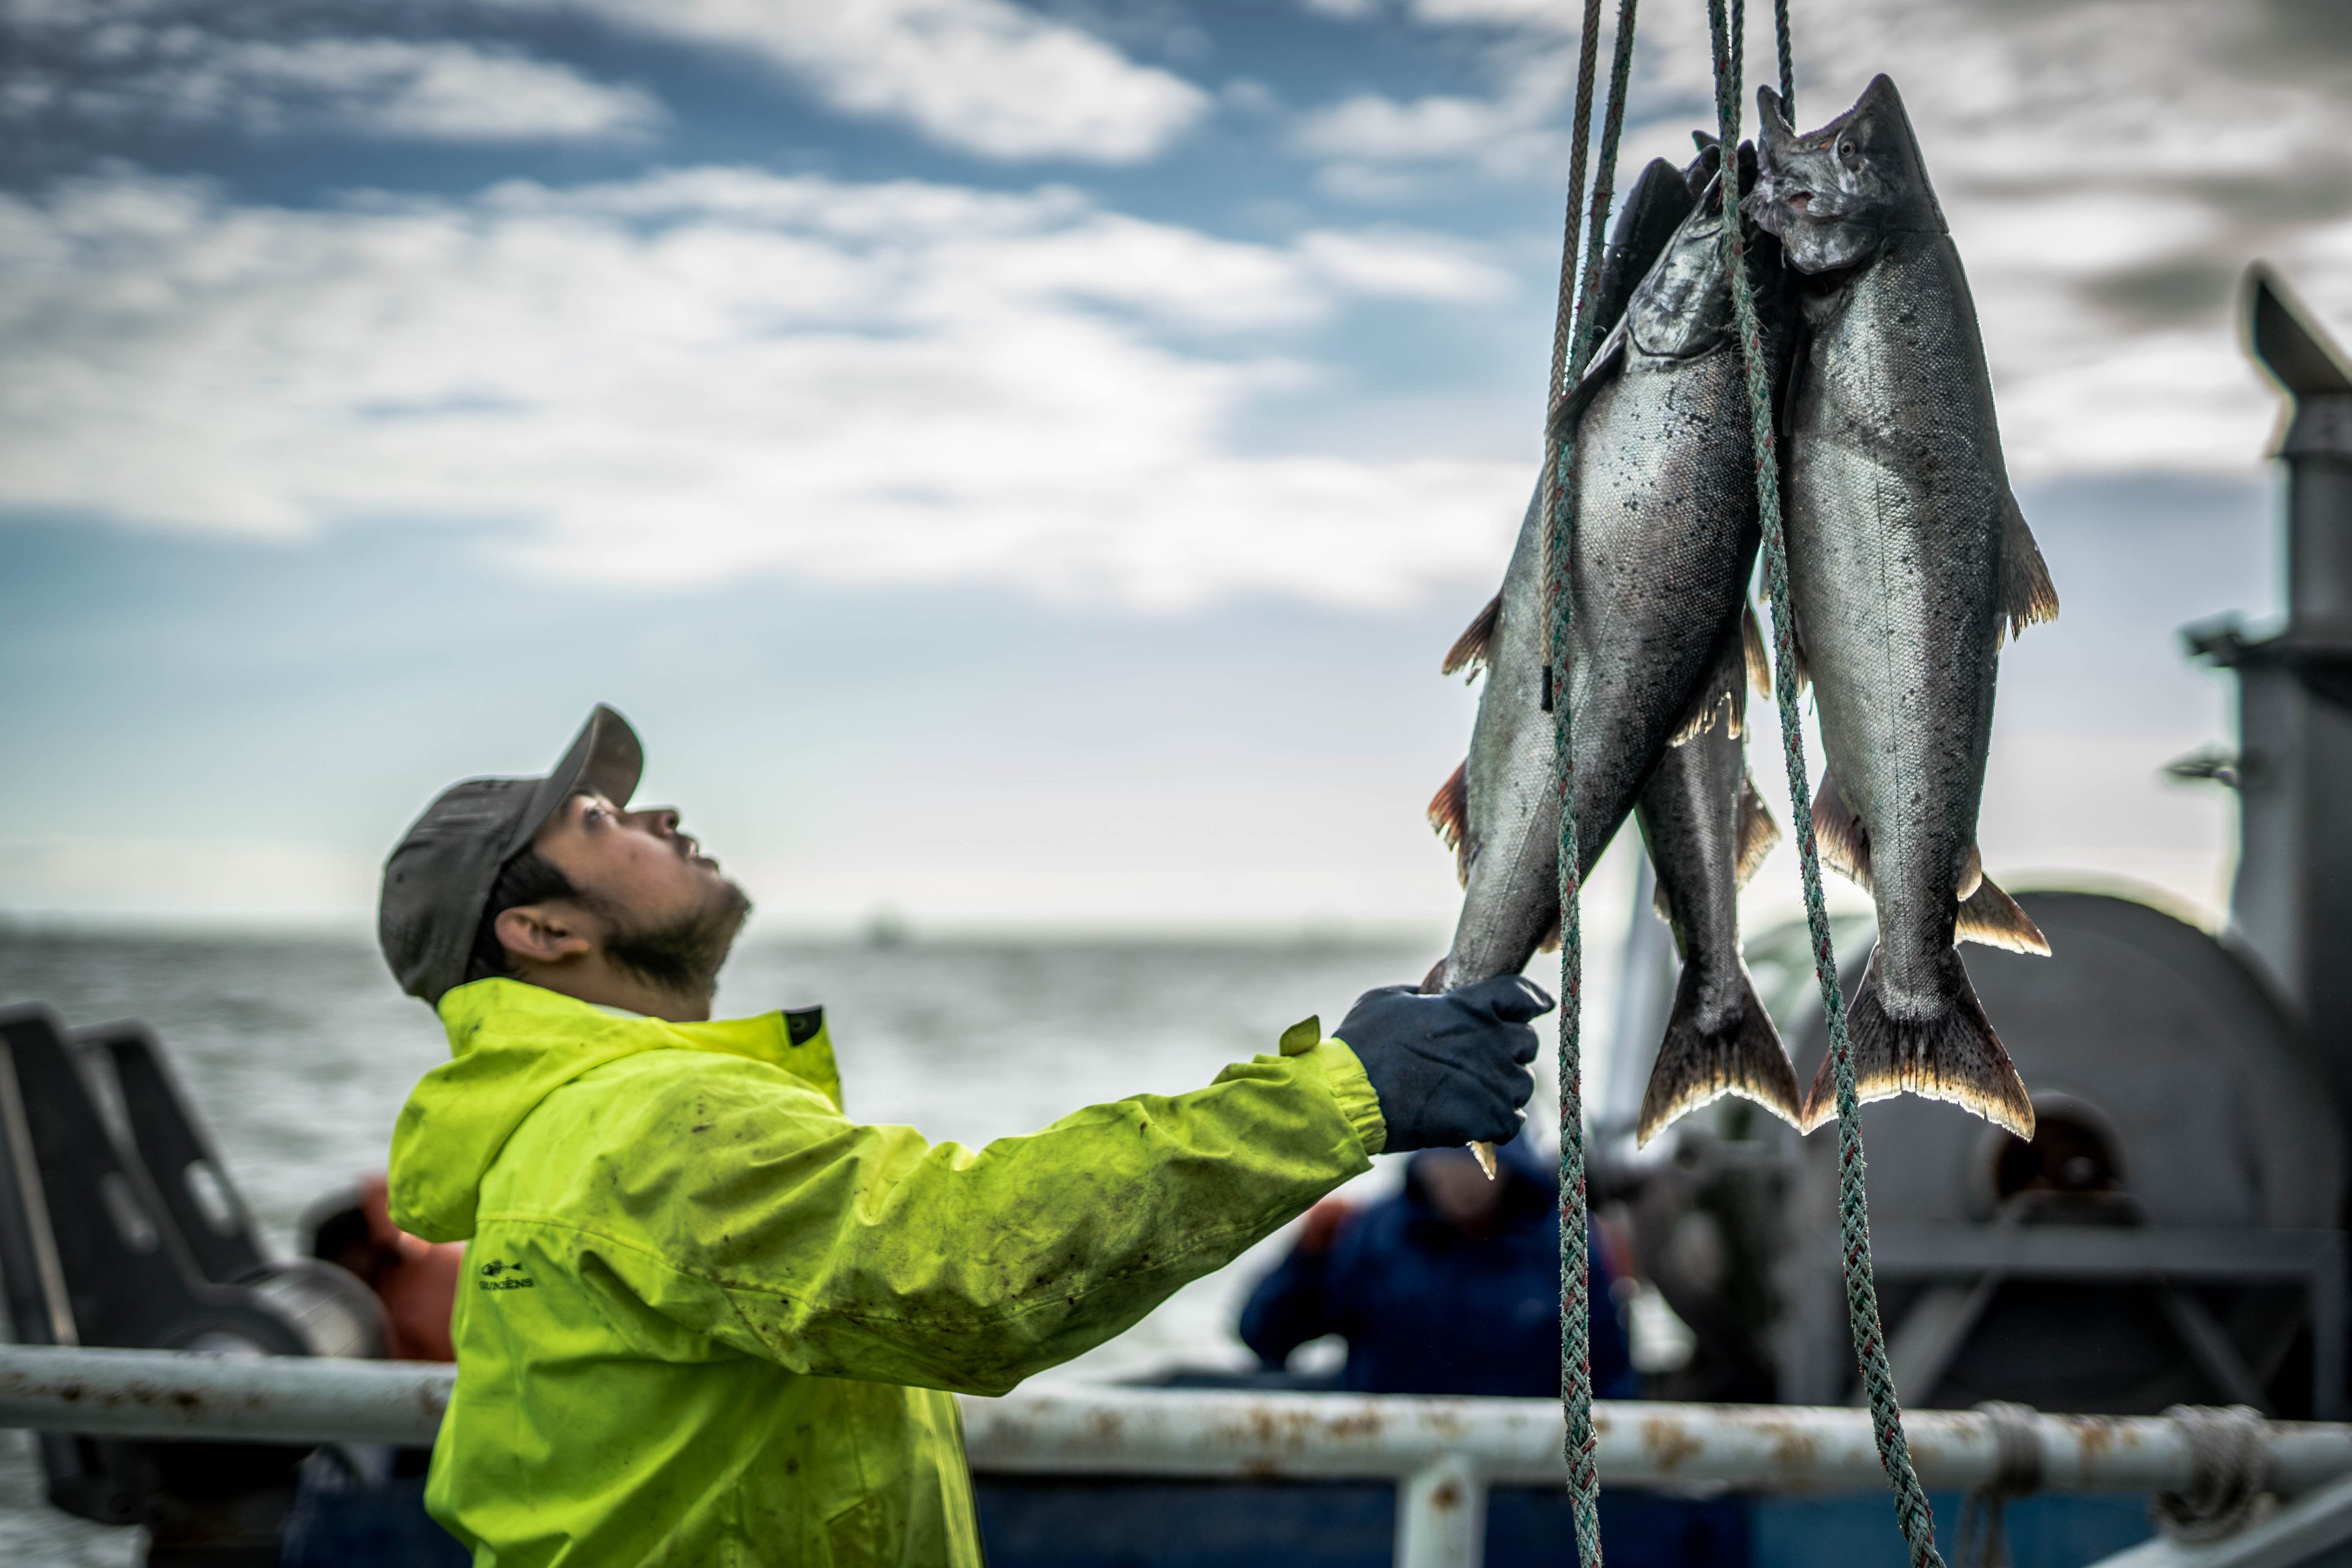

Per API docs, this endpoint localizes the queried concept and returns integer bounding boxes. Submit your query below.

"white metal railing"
[6,1346,2352,1567]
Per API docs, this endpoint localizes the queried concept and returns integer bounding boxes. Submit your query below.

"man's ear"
[494,903,597,967]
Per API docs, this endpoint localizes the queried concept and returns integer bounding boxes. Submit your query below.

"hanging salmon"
[1631,607,1792,1144]
[1744,75,2059,1139]
[1428,145,1803,1136]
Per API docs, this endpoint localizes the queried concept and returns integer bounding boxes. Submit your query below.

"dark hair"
[464,847,587,986]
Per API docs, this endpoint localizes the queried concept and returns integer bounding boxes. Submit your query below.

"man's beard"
[603,880,753,998]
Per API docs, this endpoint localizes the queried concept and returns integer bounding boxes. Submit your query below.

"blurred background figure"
[302,1175,462,1364]
[1239,1130,1637,1398]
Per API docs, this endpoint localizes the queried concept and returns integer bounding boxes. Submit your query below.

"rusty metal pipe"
[4,1346,2351,1500]
[959,1387,2352,1494]
[0,1343,453,1447]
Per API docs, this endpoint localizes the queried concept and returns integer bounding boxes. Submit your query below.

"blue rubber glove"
[1333,974,1552,1152]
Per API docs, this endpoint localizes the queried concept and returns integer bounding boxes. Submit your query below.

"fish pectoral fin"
[1956,872,2050,956]
[1550,322,1627,440]
[1809,774,1871,890]
[1441,591,1502,680]
[1637,963,1802,1145]
[1736,771,1782,887]
[2002,491,2061,643]
[1427,761,1471,886]
[1801,947,2035,1139]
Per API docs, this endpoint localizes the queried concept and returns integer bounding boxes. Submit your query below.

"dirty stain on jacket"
[386,979,1386,1567]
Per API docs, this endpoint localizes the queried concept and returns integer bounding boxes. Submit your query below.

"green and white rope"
[1545,1,1638,1562]
[1701,1,1946,1562]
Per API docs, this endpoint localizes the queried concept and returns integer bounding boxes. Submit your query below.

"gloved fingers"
[1349,983,1422,1009]
[1458,1090,1528,1147]
[1450,973,1556,1025]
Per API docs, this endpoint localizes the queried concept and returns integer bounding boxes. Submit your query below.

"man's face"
[528,793,752,995]
[532,792,731,925]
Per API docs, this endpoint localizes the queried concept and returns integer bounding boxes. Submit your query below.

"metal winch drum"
[1771,891,2343,1415]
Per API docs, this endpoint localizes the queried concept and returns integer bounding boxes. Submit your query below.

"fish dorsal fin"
[1427,761,1470,886]
[2002,492,2059,643]
[1441,591,1502,680]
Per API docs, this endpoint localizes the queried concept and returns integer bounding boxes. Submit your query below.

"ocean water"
[0,927,1588,1562]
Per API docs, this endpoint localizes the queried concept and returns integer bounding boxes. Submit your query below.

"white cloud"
[539,0,1212,162]
[1297,91,1523,164]
[1293,0,2352,478]
[0,168,1525,609]
[2,18,662,143]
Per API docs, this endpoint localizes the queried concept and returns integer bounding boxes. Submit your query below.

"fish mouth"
[1760,179,1859,224]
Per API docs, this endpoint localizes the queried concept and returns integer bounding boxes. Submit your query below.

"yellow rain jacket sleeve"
[385,979,1385,1568]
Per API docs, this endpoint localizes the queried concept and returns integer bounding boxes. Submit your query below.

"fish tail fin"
[1638,965,1802,1144]
[1809,774,1872,889]
[2002,493,2060,642]
[1427,762,1470,886]
[1742,603,1771,700]
[1799,947,2035,1137]
[1442,592,1502,680]
[1956,870,2051,955]
[1736,770,1782,886]
[1420,957,1449,993]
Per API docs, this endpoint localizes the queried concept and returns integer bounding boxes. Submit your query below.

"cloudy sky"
[1,0,2346,939]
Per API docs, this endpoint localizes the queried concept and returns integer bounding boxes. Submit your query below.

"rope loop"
[1954,1401,2044,1568]
[2154,1404,2274,1544]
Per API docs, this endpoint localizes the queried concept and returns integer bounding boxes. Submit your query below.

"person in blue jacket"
[1238,1128,1637,1399]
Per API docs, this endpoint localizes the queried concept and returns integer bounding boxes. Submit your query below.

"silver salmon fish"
[1430,140,1791,1120]
[1745,75,2059,1139]
[1632,607,1798,1143]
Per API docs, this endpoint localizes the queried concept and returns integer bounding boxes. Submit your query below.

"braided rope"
[1703,2,1945,1564]
[1773,0,1795,112]
[1545,2,1637,1562]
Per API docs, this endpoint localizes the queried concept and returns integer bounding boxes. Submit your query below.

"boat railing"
[4,1344,2350,1567]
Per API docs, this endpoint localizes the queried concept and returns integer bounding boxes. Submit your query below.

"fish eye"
[1838,138,1858,159]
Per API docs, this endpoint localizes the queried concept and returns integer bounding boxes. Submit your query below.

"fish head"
[1745,75,1945,274]
[1627,140,1770,360]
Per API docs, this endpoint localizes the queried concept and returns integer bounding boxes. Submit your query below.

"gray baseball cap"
[378,705,644,1006]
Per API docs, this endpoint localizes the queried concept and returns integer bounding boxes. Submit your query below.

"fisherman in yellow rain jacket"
[378,704,1550,1567]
